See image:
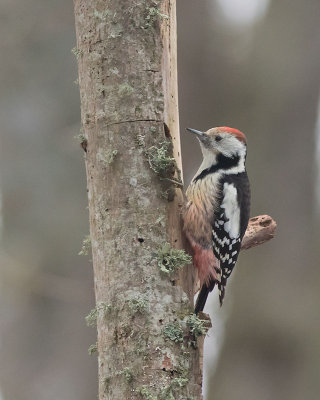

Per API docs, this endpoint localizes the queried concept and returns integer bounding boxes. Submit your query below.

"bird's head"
[186,126,247,160]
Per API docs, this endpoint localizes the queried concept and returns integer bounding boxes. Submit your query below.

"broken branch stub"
[241,215,277,250]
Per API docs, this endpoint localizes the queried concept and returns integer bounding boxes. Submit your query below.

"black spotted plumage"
[195,172,250,313]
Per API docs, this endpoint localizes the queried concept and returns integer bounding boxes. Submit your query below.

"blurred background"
[0,0,319,399]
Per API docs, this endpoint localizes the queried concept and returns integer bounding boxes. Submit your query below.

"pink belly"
[186,232,219,285]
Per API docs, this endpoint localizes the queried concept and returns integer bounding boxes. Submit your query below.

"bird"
[182,126,250,314]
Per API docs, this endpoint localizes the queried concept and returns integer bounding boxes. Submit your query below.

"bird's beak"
[186,128,205,138]
[186,128,209,145]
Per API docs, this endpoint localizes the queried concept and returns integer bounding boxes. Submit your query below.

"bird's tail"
[195,279,216,314]
[217,277,227,307]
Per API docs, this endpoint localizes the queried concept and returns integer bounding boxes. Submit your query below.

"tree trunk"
[73,1,203,398]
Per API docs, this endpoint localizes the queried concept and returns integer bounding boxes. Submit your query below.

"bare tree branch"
[241,215,277,250]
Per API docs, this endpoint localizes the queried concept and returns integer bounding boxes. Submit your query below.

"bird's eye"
[215,136,222,142]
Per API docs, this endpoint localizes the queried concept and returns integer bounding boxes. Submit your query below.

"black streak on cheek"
[193,154,240,182]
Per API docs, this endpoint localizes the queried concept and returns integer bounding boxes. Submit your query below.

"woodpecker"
[183,126,250,313]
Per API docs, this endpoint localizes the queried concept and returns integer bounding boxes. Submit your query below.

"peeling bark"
[73,1,202,399]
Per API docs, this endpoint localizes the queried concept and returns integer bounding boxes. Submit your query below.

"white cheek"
[220,183,240,238]
[221,137,245,157]
[199,143,217,169]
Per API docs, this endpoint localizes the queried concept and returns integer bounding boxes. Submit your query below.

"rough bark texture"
[241,215,277,250]
[73,1,202,399]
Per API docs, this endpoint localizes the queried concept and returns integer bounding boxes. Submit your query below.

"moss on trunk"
[73,0,202,399]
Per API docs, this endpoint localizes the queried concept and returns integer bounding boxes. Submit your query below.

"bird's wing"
[211,173,250,305]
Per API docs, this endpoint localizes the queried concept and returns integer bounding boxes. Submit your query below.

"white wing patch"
[220,183,240,238]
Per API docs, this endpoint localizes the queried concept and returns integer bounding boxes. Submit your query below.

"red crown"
[218,127,247,144]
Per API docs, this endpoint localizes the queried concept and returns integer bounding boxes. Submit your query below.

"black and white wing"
[212,172,250,305]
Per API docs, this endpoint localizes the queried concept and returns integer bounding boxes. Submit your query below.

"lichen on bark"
[73,0,202,399]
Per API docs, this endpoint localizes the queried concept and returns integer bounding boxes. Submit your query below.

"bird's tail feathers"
[217,278,227,307]
[195,278,216,314]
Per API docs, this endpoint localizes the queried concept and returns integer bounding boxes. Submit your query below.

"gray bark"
[73,1,202,399]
